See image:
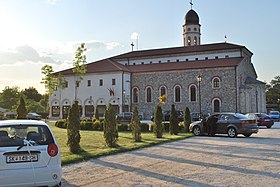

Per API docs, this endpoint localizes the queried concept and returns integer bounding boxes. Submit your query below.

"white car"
[0,120,61,187]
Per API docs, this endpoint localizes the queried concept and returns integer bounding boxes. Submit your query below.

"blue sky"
[0,0,279,93]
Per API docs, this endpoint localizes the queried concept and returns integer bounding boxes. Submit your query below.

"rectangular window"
[76,81,79,88]
[215,56,219,59]
[99,79,103,86]
[64,81,68,88]
[88,80,91,87]
[112,79,116,85]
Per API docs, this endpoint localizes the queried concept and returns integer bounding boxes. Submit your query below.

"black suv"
[151,110,184,122]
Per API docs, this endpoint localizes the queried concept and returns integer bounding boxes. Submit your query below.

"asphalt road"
[62,122,280,187]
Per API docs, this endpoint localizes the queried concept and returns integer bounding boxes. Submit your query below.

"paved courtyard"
[62,122,280,187]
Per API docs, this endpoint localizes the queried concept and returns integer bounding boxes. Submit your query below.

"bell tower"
[183,1,201,46]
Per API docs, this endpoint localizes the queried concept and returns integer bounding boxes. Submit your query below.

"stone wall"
[131,67,237,119]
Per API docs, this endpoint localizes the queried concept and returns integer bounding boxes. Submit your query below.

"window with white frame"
[146,86,152,103]
[212,98,221,113]
[174,85,181,102]
[159,86,166,96]
[212,77,221,89]
[189,84,197,102]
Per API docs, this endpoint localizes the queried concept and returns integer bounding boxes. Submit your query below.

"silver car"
[0,120,61,187]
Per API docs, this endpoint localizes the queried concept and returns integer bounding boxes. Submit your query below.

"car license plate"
[265,119,270,122]
[6,154,38,163]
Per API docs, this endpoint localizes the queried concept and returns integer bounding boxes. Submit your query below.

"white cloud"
[46,0,59,5]
[0,45,59,65]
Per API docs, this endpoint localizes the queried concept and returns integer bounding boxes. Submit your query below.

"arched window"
[174,85,181,102]
[132,87,139,103]
[160,86,166,96]
[212,77,221,88]
[212,98,221,113]
[194,36,197,45]
[190,85,197,102]
[187,36,191,46]
[146,87,152,103]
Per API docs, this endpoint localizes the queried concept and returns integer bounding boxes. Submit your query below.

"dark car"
[151,110,184,122]
[26,112,42,120]
[189,113,259,138]
[116,112,143,124]
[245,113,274,128]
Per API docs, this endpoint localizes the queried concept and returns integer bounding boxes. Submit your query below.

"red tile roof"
[54,58,130,76]
[54,42,247,76]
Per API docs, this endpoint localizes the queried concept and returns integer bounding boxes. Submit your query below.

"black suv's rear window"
[0,125,54,147]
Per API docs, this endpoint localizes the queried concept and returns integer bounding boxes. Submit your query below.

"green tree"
[26,99,45,113]
[73,43,87,100]
[184,106,191,132]
[103,104,118,147]
[169,104,178,135]
[21,87,42,102]
[266,76,280,109]
[0,86,20,110]
[41,65,56,96]
[67,100,81,153]
[131,107,141,142]
[17,96,27,119]
[154,104,163,138]
[41,65,57,119]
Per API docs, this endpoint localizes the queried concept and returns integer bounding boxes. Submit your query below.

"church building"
[49,5,266,119]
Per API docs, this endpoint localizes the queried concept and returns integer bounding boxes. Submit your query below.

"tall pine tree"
[103,104,118,147]
[131,107,141,142]
[184,106,191,132]
[169,104,179,135]
[154,104,163,138]
[17,96,27,119]
[67,101,81,153]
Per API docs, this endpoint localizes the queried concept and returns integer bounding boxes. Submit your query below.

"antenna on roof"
[131,42,134,51]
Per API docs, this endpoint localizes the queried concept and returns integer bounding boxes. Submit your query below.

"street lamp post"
[197,75,202,119]
[122,90,126,112]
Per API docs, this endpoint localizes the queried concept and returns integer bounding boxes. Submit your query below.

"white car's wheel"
[193,126,201,136]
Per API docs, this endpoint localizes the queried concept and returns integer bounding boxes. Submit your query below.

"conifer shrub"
[154,104,163,138]
[67,100,81,153]
[169,104,179,135]
[103,104,118,147]
[184,106,191,132]
[131,107,141,142]
[17,96,27,119]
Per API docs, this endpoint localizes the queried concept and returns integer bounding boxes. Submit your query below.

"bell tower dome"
[183,6,201,46]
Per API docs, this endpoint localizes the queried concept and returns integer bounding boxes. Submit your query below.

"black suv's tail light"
[47,143,58,157]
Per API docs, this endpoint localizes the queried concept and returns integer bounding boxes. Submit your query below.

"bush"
[117,124,130,131]
[131,107,141,142]
[92,120,102,130]
[140,123,149,132]
[80,120,93,130]
[55,119,67,128]
[163,122,170,132]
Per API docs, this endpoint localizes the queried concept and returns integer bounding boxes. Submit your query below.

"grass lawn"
[48,121,193,165]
